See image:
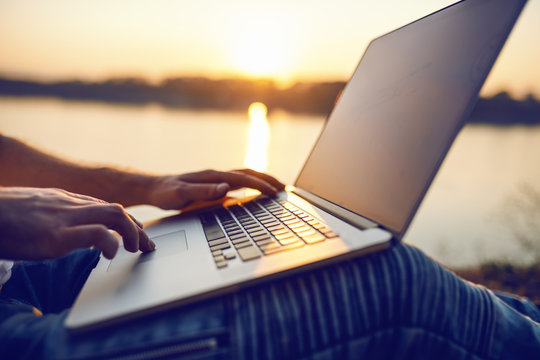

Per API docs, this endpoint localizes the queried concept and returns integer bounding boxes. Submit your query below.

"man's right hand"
[0,187,154,261]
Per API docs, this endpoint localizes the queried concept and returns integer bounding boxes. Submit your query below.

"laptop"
[66,0,528,331]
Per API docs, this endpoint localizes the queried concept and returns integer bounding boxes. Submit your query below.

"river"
[1,96,539,268]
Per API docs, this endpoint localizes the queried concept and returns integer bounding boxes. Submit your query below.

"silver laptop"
[66,0,527,331]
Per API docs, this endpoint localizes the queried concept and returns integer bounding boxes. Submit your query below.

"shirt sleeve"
[0,260,14,286]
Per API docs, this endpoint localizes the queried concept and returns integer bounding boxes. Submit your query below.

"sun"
[226,14,293,80]
[232,31,286,77]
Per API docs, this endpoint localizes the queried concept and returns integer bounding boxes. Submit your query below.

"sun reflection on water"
[244,102,270,172]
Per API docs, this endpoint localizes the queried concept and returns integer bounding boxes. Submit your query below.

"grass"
[455,262,540,303]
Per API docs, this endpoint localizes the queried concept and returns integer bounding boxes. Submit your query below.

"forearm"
[0,135,157,206]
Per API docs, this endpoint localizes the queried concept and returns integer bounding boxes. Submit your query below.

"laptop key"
[237,246,261,261]
[287,223,305,230]
[208,238,228,247]
[275,232,294,241]
[280,241,305,251]
[262,247,283,255]
[229,233,247,240]
[296,229,317,238]
[323,230,338,238]
[210,242,231,251]
[204,230,226,241]
[258,241,280,252]
[267,225,285,232]
[240,220,257,227]
[232,236,250,245]
[275,213,291,219]
[252,234,272,242]
[234,241,253,249]
[271,228,289,236]
[214,254,226,262]
[248,229,266,237]
[215,261,227,269]
[262,220,280,228]
[279,237,301,246]
[302,233,325,244]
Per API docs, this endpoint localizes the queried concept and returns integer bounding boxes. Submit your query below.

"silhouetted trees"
[0,76,539,124]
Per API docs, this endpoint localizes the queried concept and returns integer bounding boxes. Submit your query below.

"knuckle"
[175,182,190,194]
[107,203,126,217]
[90,225,109,238]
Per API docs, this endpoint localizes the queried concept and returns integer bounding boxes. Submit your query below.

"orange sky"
[1,0,539,98]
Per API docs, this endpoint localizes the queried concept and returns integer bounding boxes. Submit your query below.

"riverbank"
[1,76,539,123]
[455,263,540,303]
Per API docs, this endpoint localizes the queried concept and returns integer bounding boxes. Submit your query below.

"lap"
[1,244,539,360]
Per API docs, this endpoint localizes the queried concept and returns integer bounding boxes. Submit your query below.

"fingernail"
[216,183,229,194]
[150,240,156,250]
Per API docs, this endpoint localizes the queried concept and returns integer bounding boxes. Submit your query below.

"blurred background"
[1,0,539,278]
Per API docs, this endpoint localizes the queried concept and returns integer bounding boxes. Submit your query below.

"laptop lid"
[294,0,527,239]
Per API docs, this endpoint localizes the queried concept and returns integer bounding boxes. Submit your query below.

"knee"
[348,243,466,329]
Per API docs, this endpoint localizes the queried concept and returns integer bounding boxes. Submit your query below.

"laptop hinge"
[291,187,380,231]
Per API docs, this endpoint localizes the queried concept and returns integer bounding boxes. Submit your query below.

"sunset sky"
[1,0,539,98]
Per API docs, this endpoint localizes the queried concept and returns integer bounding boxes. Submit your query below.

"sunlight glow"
[231,31,286,77]
[226,11,295,81]
[0,1,538,96]
[244,102,270,172]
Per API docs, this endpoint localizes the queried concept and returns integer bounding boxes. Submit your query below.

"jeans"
[0,243,539,360]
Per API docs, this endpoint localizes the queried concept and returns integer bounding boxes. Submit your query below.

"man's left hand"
[145,169,285,210]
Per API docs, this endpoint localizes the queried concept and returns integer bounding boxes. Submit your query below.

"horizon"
[1,74,539,102]
[1,1,540,98]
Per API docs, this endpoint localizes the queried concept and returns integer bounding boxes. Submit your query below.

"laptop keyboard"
[199,197,338,269]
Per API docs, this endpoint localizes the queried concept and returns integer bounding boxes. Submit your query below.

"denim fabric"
[0,244,539,359]
[229,245,540,360]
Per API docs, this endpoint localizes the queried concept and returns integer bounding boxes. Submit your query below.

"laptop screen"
[294,0,526,237]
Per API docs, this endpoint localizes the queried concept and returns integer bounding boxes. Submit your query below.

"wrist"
[91,167,159,207]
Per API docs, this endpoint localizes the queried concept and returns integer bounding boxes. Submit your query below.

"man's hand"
[146,169,286,210]
[0,187,155,261]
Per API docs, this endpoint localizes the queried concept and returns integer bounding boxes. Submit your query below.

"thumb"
[59,225,120,259]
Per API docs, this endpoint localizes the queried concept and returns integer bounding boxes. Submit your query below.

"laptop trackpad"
[108,230,188,272]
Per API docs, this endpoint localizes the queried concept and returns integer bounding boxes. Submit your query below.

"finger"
[138,228,155,252]
[127,213,144,229]
[58,225,120,259]
[56,189,108,205]
[180,170,278,195]
[175,182,230,204]
[66,203,141,253]
[233,168,286,190]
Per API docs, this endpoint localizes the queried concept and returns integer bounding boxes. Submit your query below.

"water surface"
[1,97,539,268]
